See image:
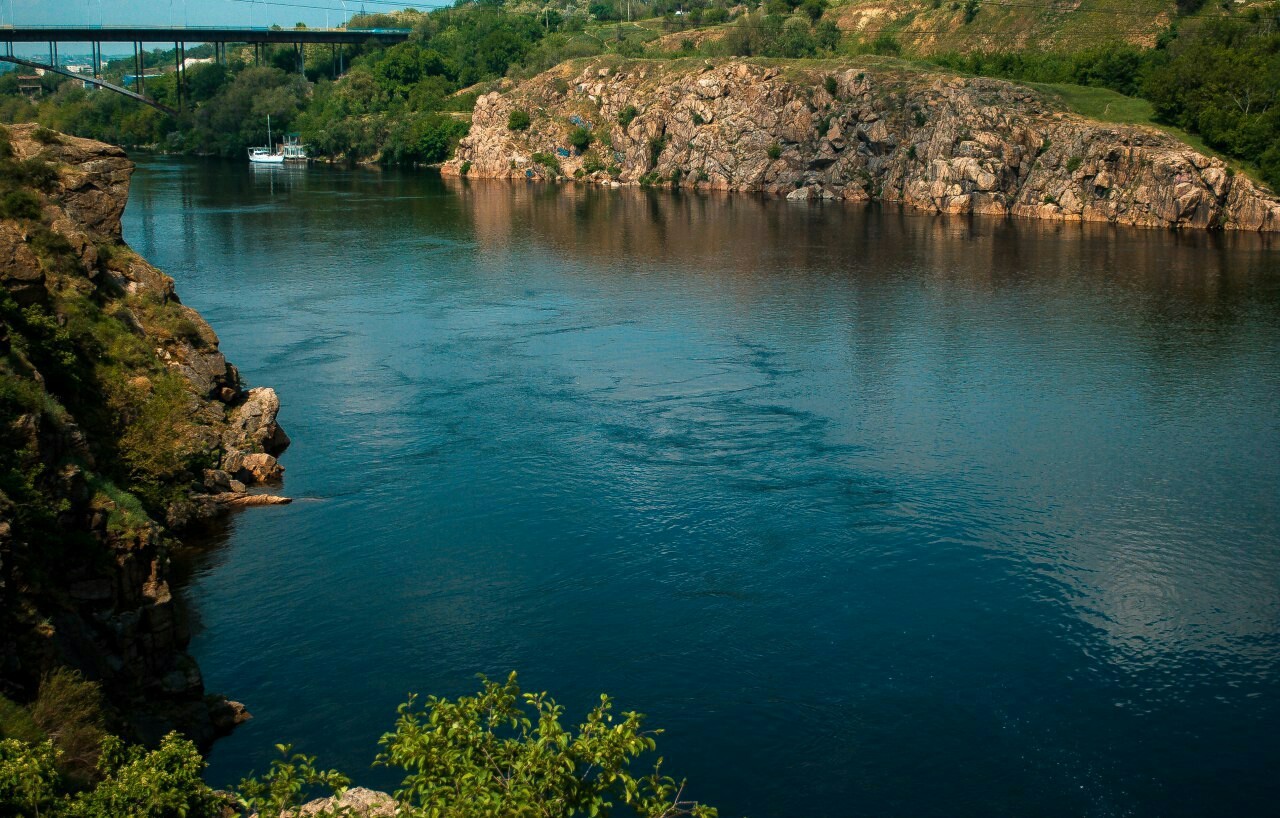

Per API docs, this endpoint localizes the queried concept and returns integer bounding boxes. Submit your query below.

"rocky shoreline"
[0,123,289,745]
[444,57,1280,232]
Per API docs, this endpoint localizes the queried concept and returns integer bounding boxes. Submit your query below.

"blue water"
[124,158,1280,818]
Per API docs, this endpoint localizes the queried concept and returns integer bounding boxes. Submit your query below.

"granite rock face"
[0,124,287,745]
[445,59,1280,231]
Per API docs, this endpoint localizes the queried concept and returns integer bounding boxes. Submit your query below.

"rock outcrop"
[0,124,286,745]
[445,58,1280,231]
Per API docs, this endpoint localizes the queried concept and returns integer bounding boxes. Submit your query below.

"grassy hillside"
[829,0,1178,53]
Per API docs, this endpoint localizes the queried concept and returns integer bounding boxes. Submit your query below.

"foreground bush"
[0,673,716,818]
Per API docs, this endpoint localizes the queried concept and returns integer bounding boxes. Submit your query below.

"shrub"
[0,189,42,221]
[1066,155,1083,173]
[870,33,901,56]
[568,126,592,151]
[375,673,716,818]
[531,152,561,173]
[767,141,782,160]
[618,104,639,128]
[27,669,106,787]
[32,127,61,145]
[648,134,667,165]
[507,109,531,131]
[824,75,838,97]
[460,160,472,175]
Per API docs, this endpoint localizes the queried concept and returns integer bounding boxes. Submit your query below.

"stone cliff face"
[0,124,287,745]
[444,58,1280,231]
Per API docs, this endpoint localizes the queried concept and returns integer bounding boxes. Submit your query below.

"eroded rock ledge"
[444,58,1280,231]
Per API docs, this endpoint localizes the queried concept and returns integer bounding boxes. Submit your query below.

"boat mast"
[267,114,273,151]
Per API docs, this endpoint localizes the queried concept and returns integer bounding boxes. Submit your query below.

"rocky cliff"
[444,58,1280,231]
[0,124,288,745]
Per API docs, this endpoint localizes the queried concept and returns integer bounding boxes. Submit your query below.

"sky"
[6,0,444,55]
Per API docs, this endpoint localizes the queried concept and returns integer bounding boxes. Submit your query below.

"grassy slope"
[827,0,1178,53]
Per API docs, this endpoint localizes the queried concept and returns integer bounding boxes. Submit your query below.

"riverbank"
[0,123,288,745]
[444,57,1280,231]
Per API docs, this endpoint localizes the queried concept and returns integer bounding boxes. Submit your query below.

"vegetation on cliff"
[2,672,715,818]
[0,123,288,749]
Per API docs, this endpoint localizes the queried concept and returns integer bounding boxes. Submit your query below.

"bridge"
[0,25,411,113]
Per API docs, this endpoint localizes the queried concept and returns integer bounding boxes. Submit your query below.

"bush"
[568,125,592,151]
[648,134,667,165]
[374,673,716,818]
[27,669,106,787]
[0,189,42,221]
[767,141,782,160]
[618,104,639,128]
[871,32,901,56]
[32,127,61,145]
[0,675,715,818]
[507,109,531,131]
[824,75,838,97]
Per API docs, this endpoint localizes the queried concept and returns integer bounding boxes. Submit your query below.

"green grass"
[1028,82,1156,124]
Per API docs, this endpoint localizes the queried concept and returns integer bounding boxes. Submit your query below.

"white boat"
[247,115,285,164]
[248,147,284,164]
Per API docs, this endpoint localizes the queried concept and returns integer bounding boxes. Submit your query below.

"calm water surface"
[123,158,1280,818]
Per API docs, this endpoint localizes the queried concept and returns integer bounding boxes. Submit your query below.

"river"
[123,157,1280,818]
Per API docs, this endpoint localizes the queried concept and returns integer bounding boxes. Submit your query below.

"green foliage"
[823,75,838,97]
[0,696,42,745]
[532,152,562,174]
[719,11,838,59]
[508,109,532,131]
[0,738,59,817]
[376,672,716,818]
[70,733,222,818]
[384,113,470,164]
[1065,155,1083,173]
[27,669,107,787]
[649,134,668,166]
[617,104,639,129]
[0,189,42,220]
[0,676,713,818]
[767,141,783,160]
[568,125,592,151]
[236,745,350,818]
[31,127,60,145]
[1142,5,1280,187]
[963,0,980,24]
[870,33,901,56]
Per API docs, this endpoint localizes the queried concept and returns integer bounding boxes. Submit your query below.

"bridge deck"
[0,26,411,45]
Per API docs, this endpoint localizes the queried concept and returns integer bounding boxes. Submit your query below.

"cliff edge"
[0,124,287,745]
[444,58,1280,231]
